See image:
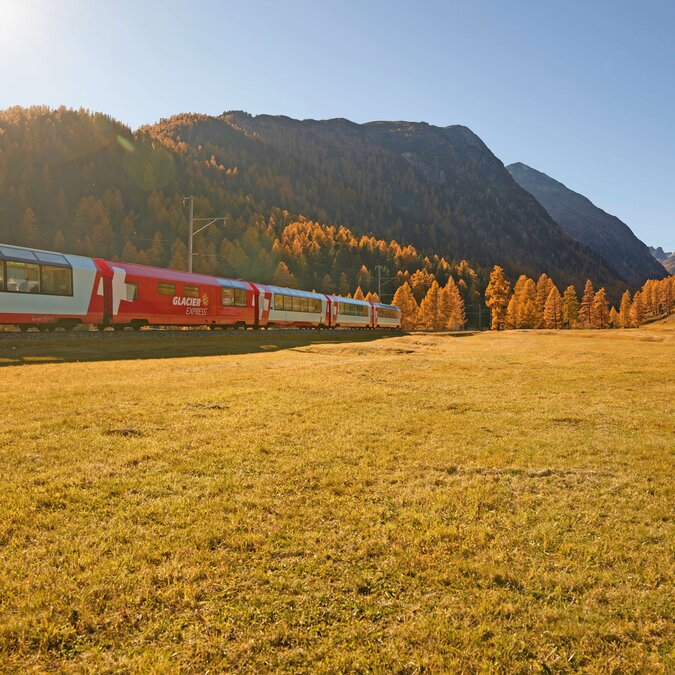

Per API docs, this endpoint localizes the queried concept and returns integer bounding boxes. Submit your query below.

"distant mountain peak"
[507,162,668,287]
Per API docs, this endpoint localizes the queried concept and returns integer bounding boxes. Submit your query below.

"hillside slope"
[0,106,628,300]
[146,112,626,294]
[507,162,667,286]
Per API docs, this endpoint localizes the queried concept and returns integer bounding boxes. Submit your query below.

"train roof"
[0,243,89,268]
[327,294,371,306]
[102,259,254,288]
[263,284,325,299]
[373,302,401,311]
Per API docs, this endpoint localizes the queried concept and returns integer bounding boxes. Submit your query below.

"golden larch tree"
[353,286,365,300]
[561,285,579,328]
[505,294,518,330]
[609,306,619,328]
[536,273,555,327]
[619,290,632,328]
[485,265,510,331]
[419,281,443,330]
[591,288,610,328]
[392,282,419,330]
[578,279,595,327]
[519,278,539,328]
[543,286,563,328]
[629,291,644,327]
[441,277,466,330]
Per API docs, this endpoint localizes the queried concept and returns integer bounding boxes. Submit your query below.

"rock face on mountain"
[147,112,626,295]
[649,246,675,274]
[507,162,667,287]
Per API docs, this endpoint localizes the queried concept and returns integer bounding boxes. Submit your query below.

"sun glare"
[0,1,38,53]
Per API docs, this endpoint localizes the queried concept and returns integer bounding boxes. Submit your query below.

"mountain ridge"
[506,161,667,286]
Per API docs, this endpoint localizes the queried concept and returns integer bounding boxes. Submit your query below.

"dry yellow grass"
[0,321,673,672]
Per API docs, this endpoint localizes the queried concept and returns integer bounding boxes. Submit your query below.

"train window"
[292,296,301,312]
[222,288,234,306]
[274,293,284,310]
[300,297,308,313]
[41,265,73,296]
[313,299,321,313]
[184,285,200,298]
[128,282,139,301]
[234,288,247,307]
[0,262,4,291]
[158,282,176,296]
[5,261,40,293]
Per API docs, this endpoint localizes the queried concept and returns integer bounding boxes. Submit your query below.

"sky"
[1,0,673,249]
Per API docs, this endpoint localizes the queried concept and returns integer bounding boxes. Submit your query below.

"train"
[0,243,402,331]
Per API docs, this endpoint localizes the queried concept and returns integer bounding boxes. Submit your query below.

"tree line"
[484,266,674,330]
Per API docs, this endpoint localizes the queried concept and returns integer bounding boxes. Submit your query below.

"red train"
[0,243,401,331]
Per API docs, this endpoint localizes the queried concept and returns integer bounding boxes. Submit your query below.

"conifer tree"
[21,208,39,247]
[519,278,539,328]
[609,306,619,328]
[338,273,350,297]
[591,288,610,328]
[561,285,579,328]
[629,291,644,327]
[543,286,563,328]
[353,286,365,300]
[273,261,297,288]
[619,290,632,328]
[392,282,419,330]
[485,265,510,331]
[441,277,465,330]
[419,280,442,330]
[321,273,335,293]
[578,280,595,327]
[505,294,518,329]
[536,274,554,327]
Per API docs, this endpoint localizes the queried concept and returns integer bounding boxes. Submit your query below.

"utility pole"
[375,265,384,299]
[185,196,194,273]
[183,195,227,273]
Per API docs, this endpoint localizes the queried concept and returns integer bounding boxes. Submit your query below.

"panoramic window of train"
[41,265,72,296]
[234,289,247,307]
[292,296,302,312]
[158,282,176,296]
[301,297,308,313]
[274,294,283,310]
[222,288,234,306]
[0,262,4,291]
[6,261,40,293]
[183,285,200,298]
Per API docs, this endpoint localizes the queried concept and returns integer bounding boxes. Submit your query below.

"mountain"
[649,246,675,274]
[0,106,629,303]
[146,112,627,296]
[507,162,667,287]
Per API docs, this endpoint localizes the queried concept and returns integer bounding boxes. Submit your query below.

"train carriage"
[0,243,105,330]
[373,302,402,329]
[96,260,256,329]
[253,284,327,328]
[327,295,373,328]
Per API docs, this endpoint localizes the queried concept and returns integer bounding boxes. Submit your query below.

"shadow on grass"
[0,328,407,367]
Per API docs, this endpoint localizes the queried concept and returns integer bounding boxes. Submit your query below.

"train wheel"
[19,325,30,332]
[113,325,125,332]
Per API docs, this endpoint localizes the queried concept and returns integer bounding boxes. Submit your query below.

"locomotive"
[0,243,401,331]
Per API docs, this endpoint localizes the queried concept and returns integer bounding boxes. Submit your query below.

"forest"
[0,106,671,330]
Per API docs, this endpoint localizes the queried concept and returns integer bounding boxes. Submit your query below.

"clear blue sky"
[1,0,673,249]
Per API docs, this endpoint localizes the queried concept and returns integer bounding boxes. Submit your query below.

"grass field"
[0,320,673,672]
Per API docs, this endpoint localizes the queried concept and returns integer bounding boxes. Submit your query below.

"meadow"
[0,321,673,672]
